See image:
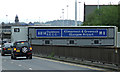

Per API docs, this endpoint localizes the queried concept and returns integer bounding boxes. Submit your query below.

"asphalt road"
[1,54,107,72]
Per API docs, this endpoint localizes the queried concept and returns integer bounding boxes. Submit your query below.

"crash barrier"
[32,45,120,66]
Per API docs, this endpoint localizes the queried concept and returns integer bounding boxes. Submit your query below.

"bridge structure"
[1,25,120,71]
[0,25,11,43]
[10,26,120,69]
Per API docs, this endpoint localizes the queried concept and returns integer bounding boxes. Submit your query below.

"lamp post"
[67,5,69,25]
[97,0,100,9]
[6,15,8,24]
[78,2,81,26]
[62,9,64,26]
[67,5,69,20]
[75,0,77,26]
[39,17,40,24]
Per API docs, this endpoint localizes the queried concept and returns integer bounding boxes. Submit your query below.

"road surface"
[1,54,107,72]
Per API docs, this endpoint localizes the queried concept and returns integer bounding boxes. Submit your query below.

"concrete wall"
[32,45,120,66]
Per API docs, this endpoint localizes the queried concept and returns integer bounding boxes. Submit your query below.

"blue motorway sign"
[36,29,61,37]
[62,29,107,37]
[36,29,107,37]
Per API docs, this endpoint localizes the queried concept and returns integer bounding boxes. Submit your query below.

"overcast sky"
[0,0,119,23]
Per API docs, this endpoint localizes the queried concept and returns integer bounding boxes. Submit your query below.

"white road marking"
[29,68,32,70]
[18,64,22,67]
[33,56,104,71]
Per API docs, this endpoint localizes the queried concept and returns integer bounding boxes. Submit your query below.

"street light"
[62,9,64,26]
[39,17,40,23]
[67,5,69,20]
[78,2,81,26]
[67,5,69,26]
[97,0,100,9]
[75,0,77,26]
[6,15,8,24]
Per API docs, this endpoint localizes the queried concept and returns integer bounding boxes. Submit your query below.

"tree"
[83,5,120,31]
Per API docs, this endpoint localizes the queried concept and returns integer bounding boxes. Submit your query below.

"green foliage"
[83,5,120,31]
[48,52,55,58]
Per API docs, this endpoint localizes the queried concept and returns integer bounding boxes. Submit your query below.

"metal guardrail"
[32,45,120,66]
